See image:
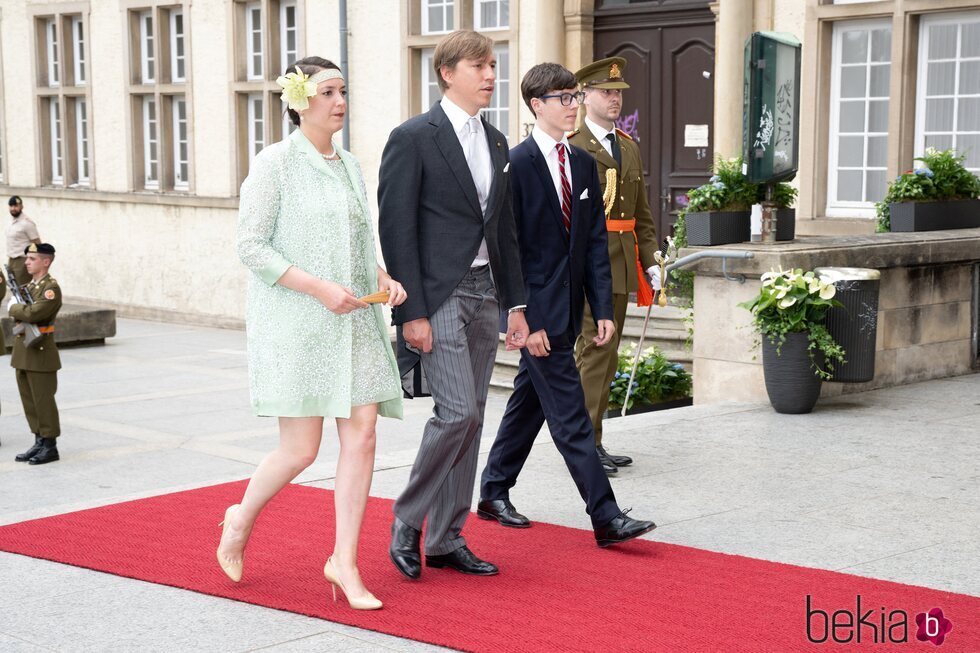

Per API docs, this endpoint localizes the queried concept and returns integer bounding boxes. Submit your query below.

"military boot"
[15,434,44,462]
[28,438,60,465]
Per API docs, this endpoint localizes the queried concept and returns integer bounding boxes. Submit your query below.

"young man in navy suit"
[477,63,656,547]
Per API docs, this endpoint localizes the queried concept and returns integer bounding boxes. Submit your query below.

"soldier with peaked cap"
[570,57,661,475]
[9,243,63,465]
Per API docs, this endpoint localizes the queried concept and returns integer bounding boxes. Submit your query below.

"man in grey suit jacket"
[378,30,529,579]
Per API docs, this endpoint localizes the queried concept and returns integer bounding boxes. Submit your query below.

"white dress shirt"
[440,96,491,267]
[585,116,617,159]
[531,125,573,206]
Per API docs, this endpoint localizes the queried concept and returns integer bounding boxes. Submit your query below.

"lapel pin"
[496,142,502,148]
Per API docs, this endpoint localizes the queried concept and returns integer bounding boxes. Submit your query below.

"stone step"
[489,300,692,394]
[2,302,117,350]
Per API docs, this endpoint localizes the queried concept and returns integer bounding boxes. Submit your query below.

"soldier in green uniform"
[570,57,661,475]
[10,243,62,465]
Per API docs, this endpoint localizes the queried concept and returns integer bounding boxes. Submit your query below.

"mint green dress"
[236,129,402,419]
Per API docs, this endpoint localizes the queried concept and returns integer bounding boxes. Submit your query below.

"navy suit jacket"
[504,134,613,339]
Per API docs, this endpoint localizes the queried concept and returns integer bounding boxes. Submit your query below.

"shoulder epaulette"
[615,128,633,141]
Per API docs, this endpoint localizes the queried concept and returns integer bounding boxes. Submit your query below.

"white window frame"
[74,98,90,186]
[282,111,297,138]
[247,92,264,162]
[139,10,156,84]
[420,48,441,110]
[474,0,508,31]
[170,9,186,83]
[172,96,189,190]
[482,43,509,139]
[46,18,60,87]
[72,16,86,85]
[915,11,980,174]
[280,0,298,70]
[142,96,159,189]
[421,0,453,36]
[245,2,264,81]
[49,99,63,184]
[826,19,892,218]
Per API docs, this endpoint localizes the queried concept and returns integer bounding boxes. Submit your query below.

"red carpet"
[0,481,977,652]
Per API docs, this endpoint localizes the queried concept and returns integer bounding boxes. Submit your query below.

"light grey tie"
[463,116,489,213]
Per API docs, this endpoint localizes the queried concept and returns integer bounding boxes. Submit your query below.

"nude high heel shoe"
[216,504,244,582]
[323,557,382,610]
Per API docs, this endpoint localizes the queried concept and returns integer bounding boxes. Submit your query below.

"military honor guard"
[570,57,662,475]
[9,243,63,465]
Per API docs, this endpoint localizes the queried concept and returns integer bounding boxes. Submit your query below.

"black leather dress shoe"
[477,499,531,528]
[425,545,499,575]
[389,518,422,579]
[594,510,657,548]
[596,447,618,476]
[598,444,633,467]
[15,435,43,462]
[28,439,59,465]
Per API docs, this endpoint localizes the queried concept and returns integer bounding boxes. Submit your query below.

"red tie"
[556,143,572,232]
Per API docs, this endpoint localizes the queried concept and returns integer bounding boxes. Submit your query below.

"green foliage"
[738,269,846,380]
[607,344,692,410]
[686,156,758,213]
[760,181,798,208]
[875,148,980,232]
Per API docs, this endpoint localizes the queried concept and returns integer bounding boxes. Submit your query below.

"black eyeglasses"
[539,91,585,106]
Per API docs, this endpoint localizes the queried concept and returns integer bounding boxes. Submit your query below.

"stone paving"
[1,319,977,651]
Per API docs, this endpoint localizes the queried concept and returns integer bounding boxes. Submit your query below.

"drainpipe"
[339,0,350,150]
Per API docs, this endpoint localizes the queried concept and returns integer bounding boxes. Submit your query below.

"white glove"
[6,297,16,311]
[647,266,663,291]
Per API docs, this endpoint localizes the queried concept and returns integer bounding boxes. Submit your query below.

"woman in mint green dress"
[217,57,404,611]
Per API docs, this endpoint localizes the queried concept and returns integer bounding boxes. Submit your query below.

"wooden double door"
[594,1,716,243]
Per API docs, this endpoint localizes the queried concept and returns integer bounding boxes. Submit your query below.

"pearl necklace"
[320,149,338,160]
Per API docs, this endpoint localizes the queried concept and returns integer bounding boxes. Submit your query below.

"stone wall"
[689,229,980,404]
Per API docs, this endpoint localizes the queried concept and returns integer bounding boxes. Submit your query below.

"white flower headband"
[276,67,343,112]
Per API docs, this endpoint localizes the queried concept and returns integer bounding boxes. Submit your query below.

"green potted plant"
[758,181,799,241]
[738,269,845,414]
[606,344,693,416]
[875,148,980,232]
[679,156,758,245]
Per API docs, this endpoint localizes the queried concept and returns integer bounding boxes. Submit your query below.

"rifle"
[4,264,44,348]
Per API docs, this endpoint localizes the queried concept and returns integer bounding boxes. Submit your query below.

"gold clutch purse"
[359,290,390,304]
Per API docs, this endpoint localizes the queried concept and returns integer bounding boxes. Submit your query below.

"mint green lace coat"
[237,129,403,419]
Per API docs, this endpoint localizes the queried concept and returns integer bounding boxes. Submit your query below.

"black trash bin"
[816,267,881,383]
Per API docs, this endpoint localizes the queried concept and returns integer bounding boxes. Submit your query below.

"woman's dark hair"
[284,56,342,126]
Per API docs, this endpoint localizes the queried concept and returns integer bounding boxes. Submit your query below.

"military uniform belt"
[605,218,653,307]
[606,218,636,233]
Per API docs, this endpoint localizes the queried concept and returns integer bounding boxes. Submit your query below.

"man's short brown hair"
[432,30,494,92]
[520,63,578,116]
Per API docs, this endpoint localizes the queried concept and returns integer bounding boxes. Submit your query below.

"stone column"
[711,0,754,160]
[564,0,595,73]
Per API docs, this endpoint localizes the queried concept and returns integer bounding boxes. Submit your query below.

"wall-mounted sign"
[684,124,709,148]
[742,31,801,184]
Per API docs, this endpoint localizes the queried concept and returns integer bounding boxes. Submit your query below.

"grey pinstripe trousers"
[393,266,500,555]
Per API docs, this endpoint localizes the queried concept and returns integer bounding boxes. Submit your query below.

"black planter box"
[889,198,980,232]
[685,210,751,246]
[775,208,796,241]
[605,396,693,418]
